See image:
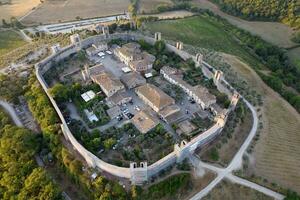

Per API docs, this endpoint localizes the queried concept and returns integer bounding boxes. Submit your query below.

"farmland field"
[202,180,274,200]
[139,0,173,14]
[0,0,40,24]
[191,0,297,48]
[0,30,26,55]
[21,0,130,25]
[144,15,262,67]
[145,16,300,192]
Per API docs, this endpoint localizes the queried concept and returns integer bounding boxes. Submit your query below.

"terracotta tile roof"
[120,72,146,88]
[132,109,159,134]
[136,84,175,111]
[92,72,124,94]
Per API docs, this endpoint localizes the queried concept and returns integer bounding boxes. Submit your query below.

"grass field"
[191,0,297,48]
[139,0,173,13]
[202,180,274,200]
[144,15,262,68]
[0,0,40,24]
[21,0,130,25]
[0,30,26,56]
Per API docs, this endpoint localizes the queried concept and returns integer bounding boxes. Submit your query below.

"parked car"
[134,106,140,111]
[126,113,134,119]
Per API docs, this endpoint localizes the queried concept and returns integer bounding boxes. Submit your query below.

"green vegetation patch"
[141,173,191,199]
[144,15,256,62]
[0,30,26,55]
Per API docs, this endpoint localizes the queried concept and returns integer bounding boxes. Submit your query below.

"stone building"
[132,110,159,134]
[160,66,216,110]
[115,42,155,74]
[120,72,146,89]
[135,84,175,112]
[91,72,124,97]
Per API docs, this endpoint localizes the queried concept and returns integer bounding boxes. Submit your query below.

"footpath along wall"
[35,31,237,184]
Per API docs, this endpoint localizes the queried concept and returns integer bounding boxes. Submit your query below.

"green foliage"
[49,83,70,103]
[0,74,26,104]
[154,40,166,54]
[0,109,11,129]
[209,147,219,161]
[18,168,62,200]
[103,138,117,150]
[285,190,300,200]
[212,0,300,28]
[291,32,300,43]
[0,125,61,199]
[141,173,191,199]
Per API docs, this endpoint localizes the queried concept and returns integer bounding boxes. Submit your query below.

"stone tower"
[174,140,189,163]
[70,34,81,50]
[230,92,240,108]
[130,162,148,185]
[154,32,161,41]
[102,26,110,38]
[196,53,203,65]
[213,70,223,85]
[176,41,183,50]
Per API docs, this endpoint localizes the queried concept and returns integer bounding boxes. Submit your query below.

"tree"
[103,138,116,150]
[210,147,219,161]
[49,83,70,102]
[18,168,62,200]
[284,190,300,200]
[154,41,166,55]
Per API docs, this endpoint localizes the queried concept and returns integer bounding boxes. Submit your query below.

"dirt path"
[139,10,195,19]
[192,0,297,48]
[221,53,300,193]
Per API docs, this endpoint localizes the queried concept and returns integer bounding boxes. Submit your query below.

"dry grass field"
[21,0,130,25]
[198,104,253,167]
[192,0,297,48]
[139,0,174,14]
[222,54,300,193]
[0,0,40,24]
[0,30,26,55]
[202,179,274,200]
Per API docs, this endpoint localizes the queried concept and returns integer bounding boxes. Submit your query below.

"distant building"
[132,110,159,134]
[120,72,146,89]
[91,72,125,97]
[92,41,108,52]
[82,64,105,81]
[115,42,155,73]
[160,66,216,110]
[135,84,175,113]
[107,90,132,107]
[114,43,142,65]
[86,46,98,57]
[107,106,122,119]
[158,104,183,124]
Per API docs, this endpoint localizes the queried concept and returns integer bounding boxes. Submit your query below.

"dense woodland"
[0,108,62,199]
[211,0,300,28]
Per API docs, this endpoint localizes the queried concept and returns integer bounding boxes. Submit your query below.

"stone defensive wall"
[35,32,237,184]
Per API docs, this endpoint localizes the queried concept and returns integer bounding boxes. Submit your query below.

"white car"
[134,106,140,111]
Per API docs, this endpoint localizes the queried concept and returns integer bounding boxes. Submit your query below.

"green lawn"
[144,15,262,68]
[0,30,27,56]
